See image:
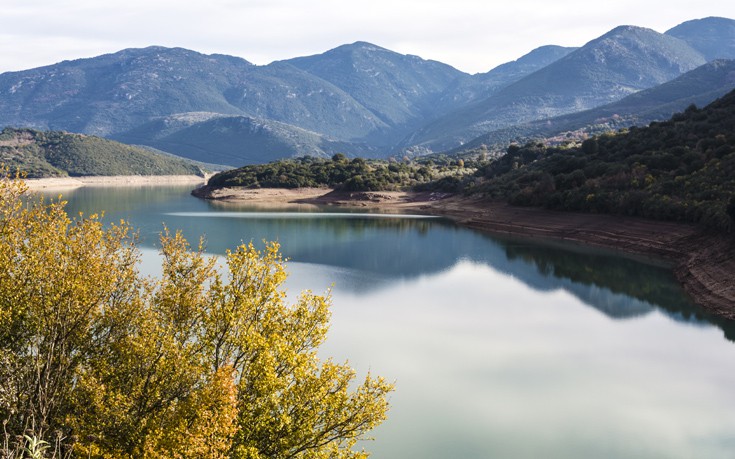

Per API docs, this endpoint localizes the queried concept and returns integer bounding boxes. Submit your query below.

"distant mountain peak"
[606,24,647,33]
[348,41,386,50]
[64,45,254,68]
[139,45,176,52]
[284,41,465,129]
[669,16,735,27]
[487,45,577,72]
[321,41,392,56]
[666,16,735,61]
[114,45,202,56]
[526,44,575,54]
[593,25,664,42]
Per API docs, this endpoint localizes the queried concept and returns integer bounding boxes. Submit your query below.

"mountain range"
[0,16,734,167]
[451,58,735,154]
[405,25,708,151]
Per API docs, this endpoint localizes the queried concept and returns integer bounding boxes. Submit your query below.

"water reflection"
[37,185,735,458]
[304,259,735,459]
[42,185,734,342]
[494,236,735,342]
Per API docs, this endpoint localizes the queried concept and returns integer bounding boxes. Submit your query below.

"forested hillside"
[206,154,475,191]
[0,127,202,177]
[466,90,735,232]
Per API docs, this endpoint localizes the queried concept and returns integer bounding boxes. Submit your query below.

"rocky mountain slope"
[403,26,708,151]
[286,42,464,142]
[0,47,253,136]
[666,16,735,61]
[435,45,578,113]
[453,59,735,153]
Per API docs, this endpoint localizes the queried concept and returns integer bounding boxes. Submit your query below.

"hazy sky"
[2,0,734,75]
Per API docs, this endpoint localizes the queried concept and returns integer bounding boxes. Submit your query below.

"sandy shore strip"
[25,174,207,190]
[193,186,735,319]
[192,186,451,210]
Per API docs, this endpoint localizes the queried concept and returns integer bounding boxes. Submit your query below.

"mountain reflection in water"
[50,185,733,342]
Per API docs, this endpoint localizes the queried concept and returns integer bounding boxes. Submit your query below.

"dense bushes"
[466,89,735,233]
[208,154,477,192]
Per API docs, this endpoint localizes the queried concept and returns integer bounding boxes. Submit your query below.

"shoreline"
[25,174,207,190]
[193,186,735,320]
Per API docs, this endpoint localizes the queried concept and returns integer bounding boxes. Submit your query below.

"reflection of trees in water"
[56,186,735,343]
[502,242,690,310]
[164,212,449,255]
[171,211,735,343]
[40,185,197,215]
[497,238,735,343]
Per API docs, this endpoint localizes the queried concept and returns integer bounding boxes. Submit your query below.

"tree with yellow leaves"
[0,172,392,459]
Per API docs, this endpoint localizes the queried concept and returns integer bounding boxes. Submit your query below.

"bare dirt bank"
[25,175,207,190]
[192,186,735,319]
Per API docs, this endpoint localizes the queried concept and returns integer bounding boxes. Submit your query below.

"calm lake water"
[44,185,735,459]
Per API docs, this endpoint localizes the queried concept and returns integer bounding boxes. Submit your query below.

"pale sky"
[2,0,734,75]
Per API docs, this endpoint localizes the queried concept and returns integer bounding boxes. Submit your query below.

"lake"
[44,185,735,459]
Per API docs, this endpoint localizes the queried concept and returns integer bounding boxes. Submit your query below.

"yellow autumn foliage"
[0,172,392,459]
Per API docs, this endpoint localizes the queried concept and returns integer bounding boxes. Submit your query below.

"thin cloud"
[1,0,734,74]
